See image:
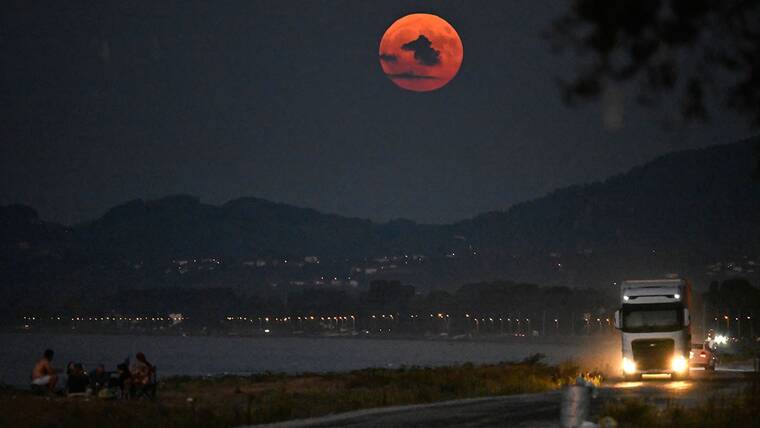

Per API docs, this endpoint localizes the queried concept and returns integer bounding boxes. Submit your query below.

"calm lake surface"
[0,333,592,387]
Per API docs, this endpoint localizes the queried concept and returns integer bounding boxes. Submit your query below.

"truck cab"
[614,279,692,380]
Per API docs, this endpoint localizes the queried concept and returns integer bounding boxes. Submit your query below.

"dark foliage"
[549,0,760,126]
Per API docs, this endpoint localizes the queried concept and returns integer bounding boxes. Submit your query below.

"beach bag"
[98,388,116,399]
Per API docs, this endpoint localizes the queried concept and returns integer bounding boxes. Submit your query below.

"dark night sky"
[1,1,750,225]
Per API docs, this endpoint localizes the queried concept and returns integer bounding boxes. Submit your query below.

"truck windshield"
[622,305,682,332]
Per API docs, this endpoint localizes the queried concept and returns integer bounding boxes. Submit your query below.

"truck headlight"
[671,355,688,373]
[623,357,637,374]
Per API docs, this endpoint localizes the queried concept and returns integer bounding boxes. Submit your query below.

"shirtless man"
[31,349,58,392]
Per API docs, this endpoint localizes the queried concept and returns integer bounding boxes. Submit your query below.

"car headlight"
[623,357,637,374]
[671,355,688,373]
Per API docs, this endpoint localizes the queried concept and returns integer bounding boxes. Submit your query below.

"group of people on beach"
[31,349,155,398]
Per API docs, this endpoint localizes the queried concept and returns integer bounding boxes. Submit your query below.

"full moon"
[379,13,463,92]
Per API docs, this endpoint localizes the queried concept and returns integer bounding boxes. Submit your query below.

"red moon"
[379,13,463,92]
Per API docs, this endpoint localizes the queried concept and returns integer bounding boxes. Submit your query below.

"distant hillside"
[0,204,74,266]
[456,137,760,259]
[0,205,70,246]
[1,137,758,296]
[74,195,453,260]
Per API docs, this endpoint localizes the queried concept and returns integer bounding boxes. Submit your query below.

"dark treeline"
[703,278,760,338]
[11,279,621,337]
[13,278,760,339]
[14,277,760,339]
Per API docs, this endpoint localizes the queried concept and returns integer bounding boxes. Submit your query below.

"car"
[689,342,717,371]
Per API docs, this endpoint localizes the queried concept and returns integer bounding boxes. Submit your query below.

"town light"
[622,358,637,374]
[671,355,688,373]
[674,293,680,300]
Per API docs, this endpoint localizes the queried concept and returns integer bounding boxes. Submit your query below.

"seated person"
[89,364,110,392]
[31,349,58,392]
[113,362,133,397]
[67,363,89,394]
[130,352,154,386]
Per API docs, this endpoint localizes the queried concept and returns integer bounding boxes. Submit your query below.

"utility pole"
[702,302,706,338]
[571,311,575,336]
[749,316,754,339]
[542,310,546,337]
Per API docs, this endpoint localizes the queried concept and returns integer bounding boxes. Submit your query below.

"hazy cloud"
[379,53,397,62]
[386,72,438,80]
[401,35,440,66]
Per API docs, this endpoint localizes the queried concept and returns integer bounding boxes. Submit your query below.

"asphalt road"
[596,368,751,408]
[249,368,755,428]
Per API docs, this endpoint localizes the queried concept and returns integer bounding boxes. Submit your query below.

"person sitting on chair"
[89,364,109,392]
[131,352,154,386]
[114,362,133,398]
[67,363,89,395]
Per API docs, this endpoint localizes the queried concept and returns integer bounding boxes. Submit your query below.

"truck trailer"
[614,278,692,380]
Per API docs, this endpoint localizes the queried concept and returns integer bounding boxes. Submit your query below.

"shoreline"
[0,360,572,428]
[0,331,621,390]
[0,327,618,346]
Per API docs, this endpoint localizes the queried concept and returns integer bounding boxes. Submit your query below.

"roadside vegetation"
[0,355,577,428]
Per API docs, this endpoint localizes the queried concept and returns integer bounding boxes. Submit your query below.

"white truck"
[614,278,692,380]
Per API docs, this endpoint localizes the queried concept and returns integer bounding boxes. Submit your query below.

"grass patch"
[0,356,576,428]
[716,352,759,365]
[600,381,760,427]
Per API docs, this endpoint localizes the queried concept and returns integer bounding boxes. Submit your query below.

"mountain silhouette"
[2,137,758,295]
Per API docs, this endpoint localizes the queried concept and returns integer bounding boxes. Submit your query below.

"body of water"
[0,333,598,387]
